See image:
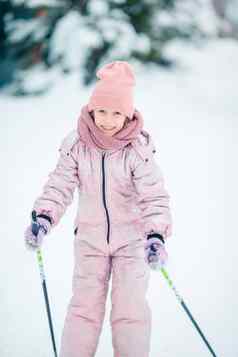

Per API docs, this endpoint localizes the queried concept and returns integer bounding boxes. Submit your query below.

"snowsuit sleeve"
[32,130,80,228]
[131,132,172,240]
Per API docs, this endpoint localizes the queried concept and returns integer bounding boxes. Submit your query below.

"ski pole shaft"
[32,211,58,357]
[161,267,217,357]
[37,249,58,357]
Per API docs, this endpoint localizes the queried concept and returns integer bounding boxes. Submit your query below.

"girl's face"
[93,108,129,137]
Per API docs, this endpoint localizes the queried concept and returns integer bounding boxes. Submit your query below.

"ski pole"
[32,211,58,357]
[160,267,218,357]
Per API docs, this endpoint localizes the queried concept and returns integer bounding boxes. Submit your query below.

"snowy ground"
[1,39,238,357]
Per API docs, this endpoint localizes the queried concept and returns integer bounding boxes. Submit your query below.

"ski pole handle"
[32,210,40,236]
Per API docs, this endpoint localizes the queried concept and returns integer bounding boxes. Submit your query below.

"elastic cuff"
[36,214,53,225]
[147,233,165,244]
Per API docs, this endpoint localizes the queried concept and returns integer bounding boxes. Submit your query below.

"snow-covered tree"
[0,0,204,96]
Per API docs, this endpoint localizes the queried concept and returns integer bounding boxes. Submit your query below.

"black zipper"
[102,152,110,244]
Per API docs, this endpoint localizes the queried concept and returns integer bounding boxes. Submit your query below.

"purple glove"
[24,214,52,251]
[144,233,168,271]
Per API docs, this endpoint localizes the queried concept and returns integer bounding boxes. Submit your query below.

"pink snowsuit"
[33,128,172,357]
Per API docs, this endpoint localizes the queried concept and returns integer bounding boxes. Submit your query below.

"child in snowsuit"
[24,61,172,357]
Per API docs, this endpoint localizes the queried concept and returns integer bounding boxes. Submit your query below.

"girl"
[24,61,172,357]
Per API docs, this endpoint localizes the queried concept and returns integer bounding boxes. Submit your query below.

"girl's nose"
[104,114,114,123]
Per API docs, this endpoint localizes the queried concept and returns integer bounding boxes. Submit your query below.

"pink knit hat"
[88,61,136,119]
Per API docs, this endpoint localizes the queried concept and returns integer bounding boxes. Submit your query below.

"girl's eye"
[115,112,122,116]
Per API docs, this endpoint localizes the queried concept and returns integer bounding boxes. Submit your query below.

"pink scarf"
[77,105,144,151]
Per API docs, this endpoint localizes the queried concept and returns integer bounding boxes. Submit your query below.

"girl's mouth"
[101,126,116,131]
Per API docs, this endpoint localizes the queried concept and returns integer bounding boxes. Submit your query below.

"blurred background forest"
[0,0,237,96]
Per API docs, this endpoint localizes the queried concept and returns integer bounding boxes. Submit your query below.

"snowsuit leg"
[59,239,112,357]
[110,239,152,357]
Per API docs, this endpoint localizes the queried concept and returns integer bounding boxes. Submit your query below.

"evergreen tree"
[0,0,203,96]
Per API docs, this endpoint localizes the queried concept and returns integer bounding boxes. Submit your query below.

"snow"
[1,38,238,357]
[88,0,110,17]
